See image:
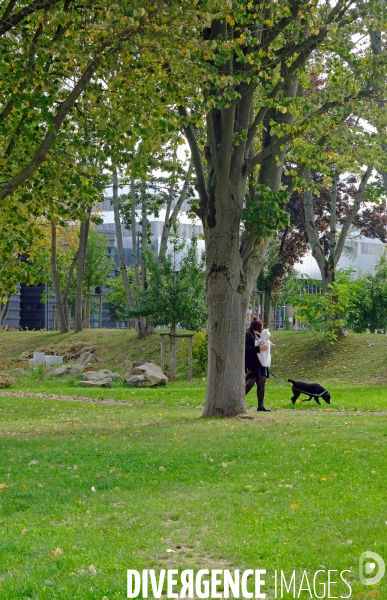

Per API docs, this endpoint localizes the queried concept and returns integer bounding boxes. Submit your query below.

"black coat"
[245,330,269,379]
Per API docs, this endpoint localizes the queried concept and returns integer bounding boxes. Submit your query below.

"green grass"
[1,397,387,599]
[1,330,387,598]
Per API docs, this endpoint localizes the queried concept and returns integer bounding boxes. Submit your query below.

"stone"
[33,351,45,364]
[72,346,96,359]
[18,351,31,360]
[68,364,87,375]
[45,365,72,377]
[44,355,64,366]
[123,363,167,388]
[132,359,152,367]
[76,352,100,366]
[83,370,123,382]
[78,379,112,388]
[0,373,14,388]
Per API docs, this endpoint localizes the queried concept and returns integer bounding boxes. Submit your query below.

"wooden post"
[98,295,102,328]
[160,335,165,372]
[169,334,176,381]
[188,335,193,381]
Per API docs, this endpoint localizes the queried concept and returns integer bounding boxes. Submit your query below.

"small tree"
[345,255,387,333]
[130,234,206,380]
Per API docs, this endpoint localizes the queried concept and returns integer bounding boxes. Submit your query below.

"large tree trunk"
[203,185,250,416]
[74,208,91,333]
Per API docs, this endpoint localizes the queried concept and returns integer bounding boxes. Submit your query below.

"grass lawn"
[0,392,386,599]
[1,330,387,598]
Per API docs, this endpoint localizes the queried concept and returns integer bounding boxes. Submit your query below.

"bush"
[192,330,208,373]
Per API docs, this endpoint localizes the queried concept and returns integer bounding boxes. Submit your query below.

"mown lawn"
[0,394,386,599]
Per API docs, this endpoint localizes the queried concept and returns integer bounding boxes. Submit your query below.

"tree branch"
[0,0,62,36]
[335,165,373,263]
[178,105,208,209]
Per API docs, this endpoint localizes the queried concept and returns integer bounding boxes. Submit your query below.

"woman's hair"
[251,314,258,321]
[249,319,263,333]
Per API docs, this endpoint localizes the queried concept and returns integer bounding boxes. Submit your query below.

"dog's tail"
[288,378,295,384]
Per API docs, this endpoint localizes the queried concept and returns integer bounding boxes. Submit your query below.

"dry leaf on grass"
[89,565,97,576]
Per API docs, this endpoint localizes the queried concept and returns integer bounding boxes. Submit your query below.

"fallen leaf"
[91,487,96,492]
[166,549,175,553]
[290,504,299,510]
[21,529,28,535]
[159,466,166,472]
[221,462,228,468]
[89,565,97,576]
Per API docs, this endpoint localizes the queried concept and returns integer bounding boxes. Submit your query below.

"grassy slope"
[1,329,387,385]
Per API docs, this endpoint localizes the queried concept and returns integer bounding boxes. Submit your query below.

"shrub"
[192,330,208,373]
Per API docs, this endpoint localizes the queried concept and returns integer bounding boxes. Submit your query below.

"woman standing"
[245,319,271,412]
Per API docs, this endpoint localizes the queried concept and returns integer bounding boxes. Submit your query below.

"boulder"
[78,378,112,388]
[68,364,88,375]
[18,351,31,360]
[45,365,72,377]
[76,352,100,366]
[72,346,96,359]
[132,359,152,367]
[83,369,123,382]
[124,363,168,388]
[0,373,14,388]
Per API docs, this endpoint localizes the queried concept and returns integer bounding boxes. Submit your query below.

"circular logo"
[359,552,385,585]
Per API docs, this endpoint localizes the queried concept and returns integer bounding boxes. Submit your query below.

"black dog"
[288,379,331,406]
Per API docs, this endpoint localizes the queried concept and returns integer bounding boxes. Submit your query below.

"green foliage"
[104,268,135,321]
[282,272,352,344]
[83,228,114,293]
[128,235,207,331]
[192,330,208,373]
[243,185,290,240]
[345,254,387,332]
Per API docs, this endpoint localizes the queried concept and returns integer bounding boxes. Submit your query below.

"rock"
[45,365,72,377]
[124,363,168,387]
[0,373,14,388]
[68,364,87,375]
[78,379,112,388]
[18,351,31,360]
[33,351,45,364]
[72,346,96,359]
[83,369,122,382]
[132,359,152,367]
[44,355,64,366]
[76,352,100,366]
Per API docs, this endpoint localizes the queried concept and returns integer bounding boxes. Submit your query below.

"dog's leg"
[291,390,301,404]
[301,396,312,403]
[314,397,321,406]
